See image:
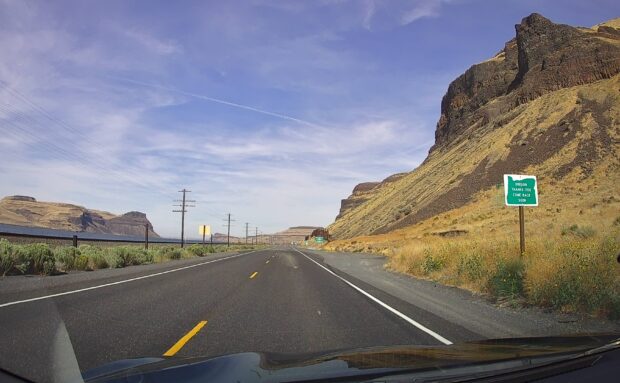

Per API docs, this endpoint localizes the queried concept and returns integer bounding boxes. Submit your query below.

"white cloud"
[0,0,443,237]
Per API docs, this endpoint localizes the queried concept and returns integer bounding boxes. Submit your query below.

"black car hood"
[82,334,619,383]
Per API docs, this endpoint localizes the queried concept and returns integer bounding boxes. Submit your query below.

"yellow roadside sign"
[199,225,211,236]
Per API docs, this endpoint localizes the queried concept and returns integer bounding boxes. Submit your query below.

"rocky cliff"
[0,196,159,237]
[329,14,620,239]
[433,13,620,152]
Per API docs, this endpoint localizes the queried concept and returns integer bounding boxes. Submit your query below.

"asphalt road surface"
[0,246,616,382]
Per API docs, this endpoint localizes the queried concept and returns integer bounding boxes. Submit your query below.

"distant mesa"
[0,195,159,237]
[5,195,36,202]
[271,226,321,244]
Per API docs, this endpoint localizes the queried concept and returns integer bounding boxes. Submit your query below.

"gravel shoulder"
[302,248,620,339]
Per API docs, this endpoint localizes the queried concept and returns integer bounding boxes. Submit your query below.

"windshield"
[0,1,618,382]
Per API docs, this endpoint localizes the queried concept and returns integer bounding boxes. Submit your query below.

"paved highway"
[0,246,616,382]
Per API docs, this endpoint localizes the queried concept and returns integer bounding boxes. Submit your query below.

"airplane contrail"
[110,76,322,128]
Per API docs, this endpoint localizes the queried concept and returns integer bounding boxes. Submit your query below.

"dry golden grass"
[324,165,620,318]
[324,75,620,318]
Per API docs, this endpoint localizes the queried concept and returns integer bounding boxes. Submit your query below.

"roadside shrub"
[55,247,79,270]
[157,246,182,260]
[22,243,56,275]
[421,249,445,275]
[186,244,208,257]
[136,248,154,264]
[79,245,109,270]
[487,257,525,299]
[168,249,182,260]
[561,224,596,239]
[90,253,109,269]
[0,239,29,275]
[457,251,485,282]
[74,255,90,270]
[108,246,153,267]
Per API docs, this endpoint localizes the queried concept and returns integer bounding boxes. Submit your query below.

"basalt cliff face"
[0,196,159,237]
[329,14,620,239]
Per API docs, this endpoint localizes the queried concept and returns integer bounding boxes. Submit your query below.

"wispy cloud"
[401,0,443,25]
[113,77,323,128]
[0,0,473,237]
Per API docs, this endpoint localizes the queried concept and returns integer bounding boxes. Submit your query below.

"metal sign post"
[199,225,211,246]
[145,224,149,250]
[504,174,539,255]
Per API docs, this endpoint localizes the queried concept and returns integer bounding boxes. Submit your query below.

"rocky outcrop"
[336,173,408,220]
[432,13,620,152]
[328,14,620,239]
[0,196,159,237]
[107,212,156,237]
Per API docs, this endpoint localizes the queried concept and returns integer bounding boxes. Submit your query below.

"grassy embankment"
[0,239,264,276]
[325,164,620,319]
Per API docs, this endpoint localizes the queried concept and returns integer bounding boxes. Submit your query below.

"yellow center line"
[163,320,207,357]
[249,271,258,279]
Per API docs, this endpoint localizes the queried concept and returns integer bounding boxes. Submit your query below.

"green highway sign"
[504,174,538,207]
[315,236,325,243]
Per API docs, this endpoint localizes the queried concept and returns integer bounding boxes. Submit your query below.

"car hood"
[83,334,619,382]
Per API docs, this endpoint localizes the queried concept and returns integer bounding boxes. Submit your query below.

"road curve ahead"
[0,246,477,382]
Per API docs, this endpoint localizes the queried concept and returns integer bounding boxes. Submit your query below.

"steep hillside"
[329,14,620,240]
[0,196,159,237]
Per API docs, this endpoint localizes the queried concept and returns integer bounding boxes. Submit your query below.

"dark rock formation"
[431,13,620,152]
[107,212,157,237]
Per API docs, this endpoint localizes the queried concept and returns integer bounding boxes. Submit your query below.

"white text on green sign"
[503,174,538,206]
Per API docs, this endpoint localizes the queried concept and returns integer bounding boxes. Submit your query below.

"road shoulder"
[300,248,620,339]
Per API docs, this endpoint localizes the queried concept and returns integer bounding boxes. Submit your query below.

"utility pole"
[223,213,235,248]
[245,222,249,244]
[255,226,258,245]
[173,189,195,248]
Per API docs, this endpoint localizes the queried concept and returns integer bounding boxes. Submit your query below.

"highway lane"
[0,246,477,382]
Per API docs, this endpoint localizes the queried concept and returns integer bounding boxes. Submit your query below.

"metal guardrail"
[0,223,222,245]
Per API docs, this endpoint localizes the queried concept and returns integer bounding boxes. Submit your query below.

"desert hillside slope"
[329,13,620,240]
[0,195,159,237]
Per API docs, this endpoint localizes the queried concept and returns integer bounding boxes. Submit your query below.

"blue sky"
[0,0,618,238]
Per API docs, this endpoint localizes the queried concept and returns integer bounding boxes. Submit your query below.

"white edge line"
[293,248,453,345]
[0,250,258,308]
